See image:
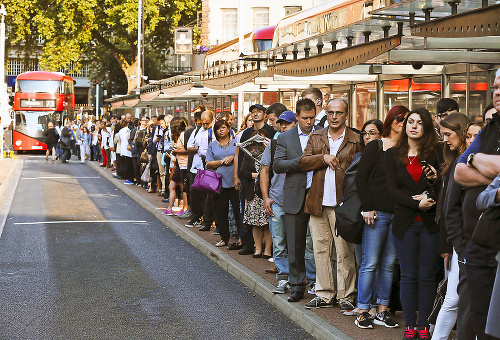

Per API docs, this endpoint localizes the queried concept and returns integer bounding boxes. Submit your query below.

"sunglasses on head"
[395,114,406,123]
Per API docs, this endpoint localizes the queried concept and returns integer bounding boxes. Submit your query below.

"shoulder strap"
[319,115,328,127]
[208,128,213,143]
[270,139,278,166]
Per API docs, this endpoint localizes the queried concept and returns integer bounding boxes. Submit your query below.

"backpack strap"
[319,115,328,128]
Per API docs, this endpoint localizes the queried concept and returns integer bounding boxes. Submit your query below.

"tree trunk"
[124,61,142,94]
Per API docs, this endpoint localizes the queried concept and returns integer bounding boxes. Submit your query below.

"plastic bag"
[141,162,151,182]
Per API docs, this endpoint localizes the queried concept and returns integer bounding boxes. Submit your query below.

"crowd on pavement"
[42,69,500,340]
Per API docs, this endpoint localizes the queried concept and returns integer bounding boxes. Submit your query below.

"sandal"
[215,240,227,247]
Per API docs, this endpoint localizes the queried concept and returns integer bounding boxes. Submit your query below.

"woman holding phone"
[384,108,441,339]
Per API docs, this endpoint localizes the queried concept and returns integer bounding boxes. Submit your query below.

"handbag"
[428,277,448,325]
[60,136,70,145]
[127,128,139,153]
[141,161,151,182]
[335,140,383,244]
[191,169,222,195]
[472,206,500,251]
[140,149,149,163]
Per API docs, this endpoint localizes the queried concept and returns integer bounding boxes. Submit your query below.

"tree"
[6,0,200,93]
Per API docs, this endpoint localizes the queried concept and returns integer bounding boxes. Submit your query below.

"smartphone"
[420,160,434,173]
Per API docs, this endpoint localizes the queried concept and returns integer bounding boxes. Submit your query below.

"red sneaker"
[404,326,418,339]
[418,326,430,339]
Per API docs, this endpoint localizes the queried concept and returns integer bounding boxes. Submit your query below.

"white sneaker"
[272,280,291,294]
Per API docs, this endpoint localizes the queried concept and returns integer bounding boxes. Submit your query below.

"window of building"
[284,6,302,16]
[222,8,238,42]
[253,7,269,29]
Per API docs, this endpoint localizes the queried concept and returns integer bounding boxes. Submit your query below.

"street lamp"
[0,4,7,160]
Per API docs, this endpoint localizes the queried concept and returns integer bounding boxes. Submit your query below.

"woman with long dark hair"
[385,108,440,339]
[163,117,189,215]
[205,119,240,247]
[353,106,408,329]
[431,112,470,339]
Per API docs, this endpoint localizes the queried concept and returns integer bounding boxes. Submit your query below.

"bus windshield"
[15,80,61,94]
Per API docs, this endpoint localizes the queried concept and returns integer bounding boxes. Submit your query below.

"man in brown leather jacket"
[299,98,361,311]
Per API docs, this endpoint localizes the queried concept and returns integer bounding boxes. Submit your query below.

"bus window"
[15,80,61,94]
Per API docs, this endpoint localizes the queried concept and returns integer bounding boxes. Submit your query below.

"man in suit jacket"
[299,98,360,311]
[274,98,318,302]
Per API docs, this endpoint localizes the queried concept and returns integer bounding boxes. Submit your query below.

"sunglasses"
[395,114,406,123]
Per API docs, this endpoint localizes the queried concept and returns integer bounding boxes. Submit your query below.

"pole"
[137,0,142,90]
[96,82,100,120]
[238,0,244,56]
[0,5,6,160]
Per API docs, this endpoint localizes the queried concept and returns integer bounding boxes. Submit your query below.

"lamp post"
[0,4,6,160]
[137,0,142,90]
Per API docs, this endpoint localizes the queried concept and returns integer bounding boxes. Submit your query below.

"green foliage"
[6,0,200,91]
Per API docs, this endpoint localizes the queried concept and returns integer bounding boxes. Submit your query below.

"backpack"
[335,139,382,244]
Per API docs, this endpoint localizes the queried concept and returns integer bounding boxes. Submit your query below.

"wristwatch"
[467,153,476,167]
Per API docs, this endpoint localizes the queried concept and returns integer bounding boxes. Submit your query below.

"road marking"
[13,220,148,225]
[21,176,101,180]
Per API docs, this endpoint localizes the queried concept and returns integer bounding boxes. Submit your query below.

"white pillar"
[137,0,142,90]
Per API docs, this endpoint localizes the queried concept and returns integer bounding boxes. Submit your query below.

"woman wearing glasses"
[385,108,441,339]
[353,106,409,329]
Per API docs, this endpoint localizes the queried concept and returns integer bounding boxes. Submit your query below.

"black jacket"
[385,147,441,240]
[239,152,258,201]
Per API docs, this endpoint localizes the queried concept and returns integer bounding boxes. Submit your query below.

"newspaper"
[236,134,270,167]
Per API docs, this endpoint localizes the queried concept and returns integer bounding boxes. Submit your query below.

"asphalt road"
[0,156,313,340]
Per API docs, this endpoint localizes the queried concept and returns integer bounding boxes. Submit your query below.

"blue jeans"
[270,203,288,281]
[357,211,396,310]
[392,221,439,327]
[305,225,316,287]
[269,203,316,285]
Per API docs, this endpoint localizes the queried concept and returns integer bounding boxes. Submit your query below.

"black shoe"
[227,242,243,250]
[238,248,254,255]
[212,228,219,235]
[305,296,334,309]
[252,253,262,258]
[199,225,211,231]
[355,312,374,329]
[288,291,304,302]
[162,198,169,203]
[185,218,202,228]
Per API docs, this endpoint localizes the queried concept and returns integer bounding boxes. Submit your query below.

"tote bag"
[191,169,222,195]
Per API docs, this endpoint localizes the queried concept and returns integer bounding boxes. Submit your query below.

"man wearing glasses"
[299,98,361,311]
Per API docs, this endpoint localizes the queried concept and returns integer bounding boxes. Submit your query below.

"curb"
[88,162,352,340]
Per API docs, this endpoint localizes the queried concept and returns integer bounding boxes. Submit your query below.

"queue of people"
[47,69,500,340]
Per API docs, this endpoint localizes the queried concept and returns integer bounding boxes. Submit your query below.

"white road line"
[13,220,148,225]
[21,176,101,180]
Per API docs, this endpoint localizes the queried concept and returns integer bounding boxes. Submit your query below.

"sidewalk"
[88,161,405,340]
[0,158,22,238]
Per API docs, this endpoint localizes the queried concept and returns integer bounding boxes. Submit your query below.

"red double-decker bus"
[13,71,75,151]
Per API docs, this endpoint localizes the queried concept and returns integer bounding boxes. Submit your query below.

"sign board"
[174,27,192,55]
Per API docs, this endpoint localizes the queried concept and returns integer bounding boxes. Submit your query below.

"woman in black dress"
[44,122,59,162]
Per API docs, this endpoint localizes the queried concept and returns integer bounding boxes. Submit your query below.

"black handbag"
[335,157,364,244]
[472,206,500,251]
[335,140,382,244]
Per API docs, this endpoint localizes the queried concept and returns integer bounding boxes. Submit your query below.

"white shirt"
[297,125,314,189]
[322,127,346,207]
[314,109,327,128]
[198,127,215,158]
[119,127,132,157]
[188,126,205,173]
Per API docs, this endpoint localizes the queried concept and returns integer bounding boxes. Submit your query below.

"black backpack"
[335,139,382,244]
